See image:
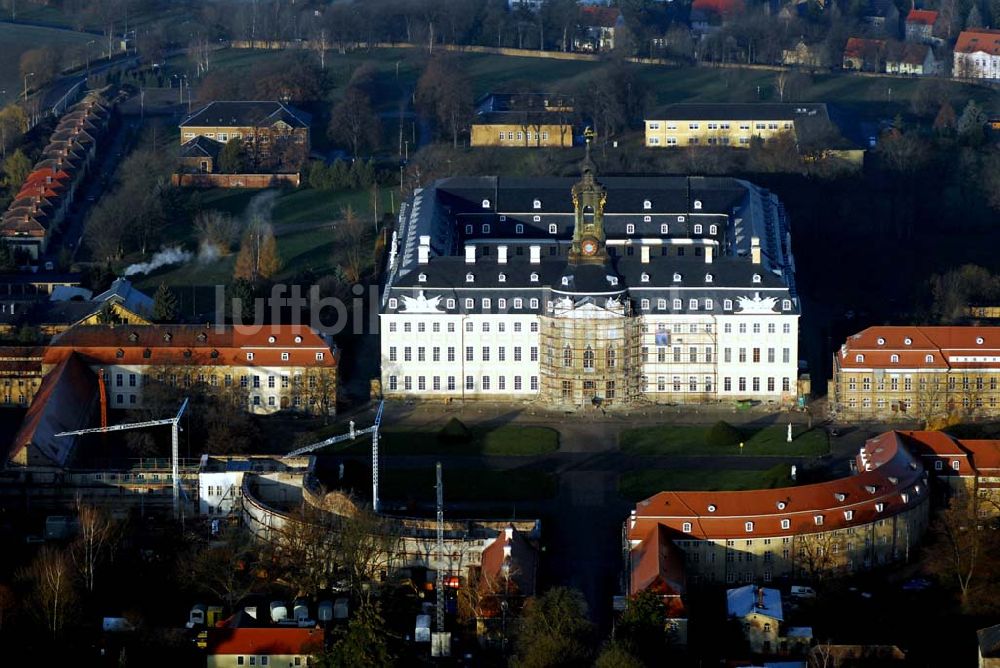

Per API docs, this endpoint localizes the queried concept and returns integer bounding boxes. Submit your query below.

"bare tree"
[416,57,472,148]
[194,210,242,256]
[19,547,76,636]
[184,528,262,610]
[71,500,115,593]
[923,492,1000,611]
[337,204,367,284]
[329,87,382,159]
[234,220,281,284]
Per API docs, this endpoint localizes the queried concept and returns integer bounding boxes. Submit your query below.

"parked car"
[902,578,932,591]
[790,585,817,599]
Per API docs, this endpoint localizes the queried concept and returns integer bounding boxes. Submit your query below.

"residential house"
[843,37,886,71]
[41,324,338,416]
[178,101,311,171]
[782,39,825,67]
[885,42,940,75]
[574,6,623,52]
[691,0,746,34]
[979,624,1000,667]
[177,136,222,174]
[628,524,688,644]
[954,29,1000,79]
[470,524,540,643]
[727,585,783,654]
[905,9,940,44]
[0,92,111,260]
[830,326,1000,422]
[204,628,324,668]
[862,0,900,35]
[470,93,575,148]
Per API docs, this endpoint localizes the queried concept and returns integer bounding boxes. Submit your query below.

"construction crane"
[284,400,385,512]
[56,398,190,519]
[432,460,450,657]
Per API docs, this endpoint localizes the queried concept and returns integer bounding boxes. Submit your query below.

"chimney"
[750,236,761,265]
[497,245,508,264]
[705,246,713,264]
[640,245,650,264]
[529,245,541,264]
[417,235,430,264]
[465,244,476,264]
[757,587,765,609]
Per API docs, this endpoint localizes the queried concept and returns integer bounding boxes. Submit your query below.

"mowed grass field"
[620,424,829,457]
[619,464,793,501]
[0,23,96,105]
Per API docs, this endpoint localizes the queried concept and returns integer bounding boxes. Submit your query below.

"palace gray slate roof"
[180,101,311,129]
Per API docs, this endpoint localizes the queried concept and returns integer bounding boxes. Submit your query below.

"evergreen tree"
[218,137,249,173]
[0,242,15,272]
[2,149,32,195]
[228,278,256,324]
[152,283,179,322]
[957,99,986,145]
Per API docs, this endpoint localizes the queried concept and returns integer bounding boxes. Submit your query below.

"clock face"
[582,239,598,256]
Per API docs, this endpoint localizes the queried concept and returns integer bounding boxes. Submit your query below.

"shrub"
[705,421,743,448]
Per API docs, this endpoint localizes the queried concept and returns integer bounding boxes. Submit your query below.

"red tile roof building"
[40,324,338,417]
[626,431,929,591]
[205,627,323,668]
[900,430,1000,511]
[905,9,939,44]
[831,326,1000,422]
[954,29,1000,79]
[0,92,109,260]
[843,37,886,71]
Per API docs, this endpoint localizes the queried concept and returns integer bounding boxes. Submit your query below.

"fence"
[172,172,300,188]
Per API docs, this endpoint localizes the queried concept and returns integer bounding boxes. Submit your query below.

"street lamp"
[86,40,96,79]
[23,72,34,102]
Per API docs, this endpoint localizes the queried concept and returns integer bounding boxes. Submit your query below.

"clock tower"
[569,128,608,265]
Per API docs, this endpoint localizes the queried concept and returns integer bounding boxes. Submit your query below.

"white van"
[789,585,817,599]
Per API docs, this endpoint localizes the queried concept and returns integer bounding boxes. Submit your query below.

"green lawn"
[310,424,559,457]
[0,23,96,106]
[381,467,557,503]
[619,464,793,501]
[620,424,828,457]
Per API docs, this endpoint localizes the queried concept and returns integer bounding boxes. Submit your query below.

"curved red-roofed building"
[627,431,929,591]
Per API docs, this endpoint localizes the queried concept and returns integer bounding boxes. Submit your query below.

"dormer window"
[316,352,325,361]
[530,272,539,282]
[723,299,733,310]
[901,493,909,503]
[925,354,933,363]
[281,352,289,361]
[515,224,524,234]
[693,224,703,234]
[952,460,960,471]
[659,223,668,233]
[673,272,682,282]
[904,337,912,345]
[268,336,276,343]
[482,224,491,233]
[561,277,570,286]
[246,352,254,361]
[782,300,792,310]
[707,504,717,512]
[533,199,542,209]
[626,224,635,234]
[643,199,652,210]
[855,354,864,363]
[640,272,650,283]
[549,224,557,234]
[890,354,899,363]
[210,349,219,359]
[709,224,717,235]
[644,215,652,223]
[465,224,473,234]
[388,298,398,309]
[466,273,474,283]
[128,331,139,342]
[418,273,427,283]
[693,199,703,210]
[814,515,824,525]
[143,348,151,359]
[677,215,685,222]
[608,276,619,286]
[877,337,885,345]
[752,274,762,284]
[183,349,192,358]
[482,199,490,208]
[781,519,790,529]
[977,336,985,345]
[163,332,172,343]
[745,521,754,532]
[498,273,506,283]
[673,299,682,310]
[115,348,124,358]
[876,502,884,512]
[682,522,692,532]
[776,501,786,510]
[533,215,541,222]
[705,273,713,283]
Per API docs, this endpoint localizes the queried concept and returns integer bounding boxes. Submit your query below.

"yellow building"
[471,93,575,148]
[644,103,834,148]
[0,346,44,407]
[179,101,310,171]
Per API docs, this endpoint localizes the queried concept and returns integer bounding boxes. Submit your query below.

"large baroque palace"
[380,155,799,407]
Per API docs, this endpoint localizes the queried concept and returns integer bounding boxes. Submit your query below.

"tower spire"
[569,127,607,264]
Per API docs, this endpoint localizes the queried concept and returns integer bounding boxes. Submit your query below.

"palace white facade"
[380,168,799,407]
